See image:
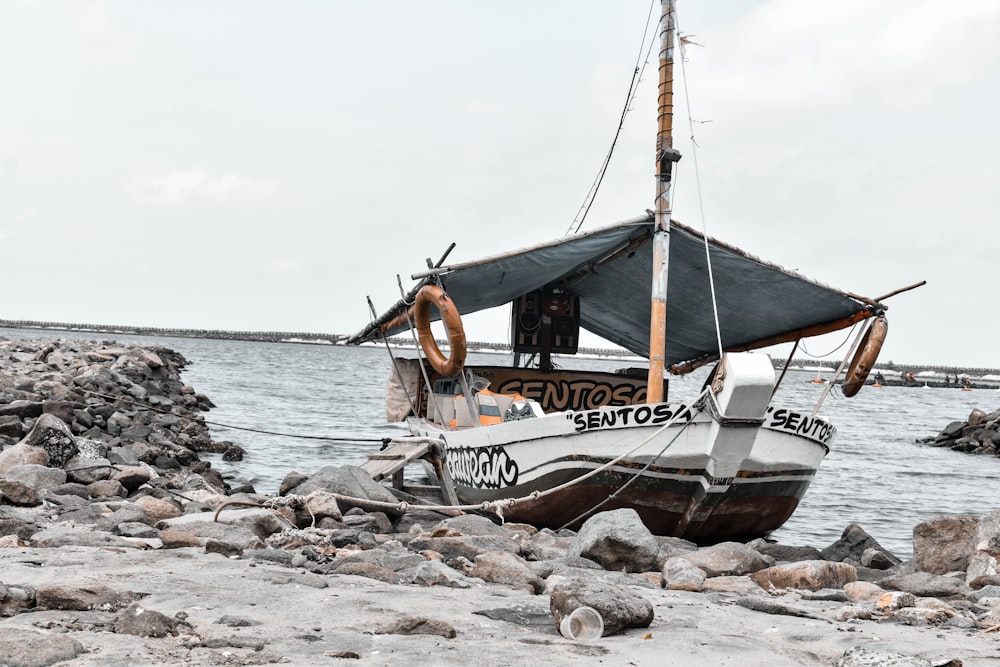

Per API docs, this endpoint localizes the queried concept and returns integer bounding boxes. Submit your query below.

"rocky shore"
[2,339,1000,666]
[918,407,1000,456]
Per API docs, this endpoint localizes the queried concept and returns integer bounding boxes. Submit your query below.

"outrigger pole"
[647,0,681,403]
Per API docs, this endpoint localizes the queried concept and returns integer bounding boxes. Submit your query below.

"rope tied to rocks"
[81,388,389,444]
[211,389,709,527]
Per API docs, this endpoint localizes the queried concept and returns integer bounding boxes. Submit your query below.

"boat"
[347,1,920,542]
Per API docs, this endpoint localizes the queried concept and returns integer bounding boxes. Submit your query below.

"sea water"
[5,327,999,559]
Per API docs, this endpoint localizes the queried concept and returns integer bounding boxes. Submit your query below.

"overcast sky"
[2,1,998,368]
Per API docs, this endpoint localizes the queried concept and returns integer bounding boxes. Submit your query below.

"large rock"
[0,414,23,440]
[567,508,660,573]
[821,523,899,565]
[431,514,507,537]
[3,463,67,493]
[0,629,85,667]
[18,414,78,467]
[113,602,184,638]
[64,454,112,484]
[522,529,572,561]
[398,560,482,588]
[749,560,857,591]
[158,509,289,543]
[36,585,142,611]
[133,495,183,522]
[1,461,71,505]
[288,465,402,518]
[0,442,49,475]
[878,571,970,598]
[662,556,706,592]
[334,546,427,572]
[966,509,1000,586]
[406,534,521,562]
[548,576,653,636]
[913,513,979,575]
[466,551,544,593]
[29,526,141,549]
[748,540,823,563]
[675,541,771,577]
[0,400,43,420]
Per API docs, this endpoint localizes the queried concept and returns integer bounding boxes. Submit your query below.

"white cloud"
[127,168,283,207]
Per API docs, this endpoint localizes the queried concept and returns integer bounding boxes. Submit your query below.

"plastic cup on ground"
[559,606,604,641]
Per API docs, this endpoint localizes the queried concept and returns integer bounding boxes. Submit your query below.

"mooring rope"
[214,387,711,525]
[80,388,389,444]
[557,400,701,530]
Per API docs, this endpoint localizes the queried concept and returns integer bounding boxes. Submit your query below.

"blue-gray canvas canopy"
[347,213,884,372]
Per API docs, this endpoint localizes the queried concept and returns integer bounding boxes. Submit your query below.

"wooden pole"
[646,0,680,403]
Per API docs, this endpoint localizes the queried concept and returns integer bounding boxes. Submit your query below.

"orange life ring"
[413,284,467,377]
[842,314,888,397]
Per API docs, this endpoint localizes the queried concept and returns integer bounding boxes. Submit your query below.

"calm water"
[5,327,999,559]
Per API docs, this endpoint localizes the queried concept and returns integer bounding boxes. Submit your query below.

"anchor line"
[213,387,713,523]
[80,388,389,444]
[556,399,702,531]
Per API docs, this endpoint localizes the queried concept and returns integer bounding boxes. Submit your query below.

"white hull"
[409,355,834,540]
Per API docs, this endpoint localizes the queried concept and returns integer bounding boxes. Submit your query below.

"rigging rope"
[80,388,389,444]
[675,10,725,363]
[567,0,659,235]
[215,388,710,523]
[811,320,869,417]
[557,403,698,530]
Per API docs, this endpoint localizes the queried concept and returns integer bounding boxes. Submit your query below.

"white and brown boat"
[347,1,916,542]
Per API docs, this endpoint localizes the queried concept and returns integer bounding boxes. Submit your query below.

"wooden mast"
[646,0,681,403]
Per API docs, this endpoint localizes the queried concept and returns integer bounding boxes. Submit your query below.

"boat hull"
[410,402,832,542]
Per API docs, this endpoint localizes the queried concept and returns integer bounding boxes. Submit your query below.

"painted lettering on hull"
[493,377,647,411]
[569,403,695,433]
[764,407,836,445]
[446,445,519,489]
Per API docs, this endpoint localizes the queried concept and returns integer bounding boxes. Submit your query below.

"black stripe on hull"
[454,466,814,543]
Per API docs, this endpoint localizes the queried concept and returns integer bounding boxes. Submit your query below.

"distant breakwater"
[1,319,997,376]
[0,320,344,346]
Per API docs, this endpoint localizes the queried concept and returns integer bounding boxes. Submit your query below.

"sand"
[1,544,997,667]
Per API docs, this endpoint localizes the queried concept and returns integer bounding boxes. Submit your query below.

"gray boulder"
[749,560,857,591]
[465,550,544,593]
[913,513,979,575]
[548,576,653,636]
[35,585,143,611]
[0,442,49,475]
[878,571,970,598]
[567,508,660,573]
[966,509,1000,586]
[0,629,84,667]
[158,509,287,543]
[407,534,521,562]
[821,523,900,565]
[18,414,78,467]
[676,541,771,577]
[288,465,402,518]
[662,556,706,591]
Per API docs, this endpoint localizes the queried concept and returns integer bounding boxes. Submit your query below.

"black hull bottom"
[454,468,813,543]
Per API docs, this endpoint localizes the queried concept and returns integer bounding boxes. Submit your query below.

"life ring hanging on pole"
[842,314,888,397]
[413,284,467,377]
